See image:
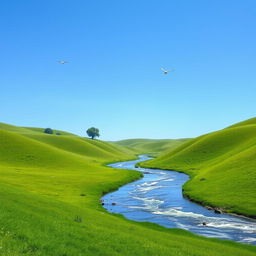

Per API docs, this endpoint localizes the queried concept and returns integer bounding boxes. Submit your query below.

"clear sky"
[1,0,255,140]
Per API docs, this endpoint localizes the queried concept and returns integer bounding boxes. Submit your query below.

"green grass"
[141,117,256,218]
[110,138,190,154]
[226,117,256,129]
[0,122,255,255]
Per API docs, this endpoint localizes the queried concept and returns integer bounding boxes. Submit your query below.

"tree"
[44,128,53,134]
[86,127,100,139]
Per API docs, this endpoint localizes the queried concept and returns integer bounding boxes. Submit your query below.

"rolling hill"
[110,138,190,154]
[141,117,256,218]
[0,122,255,255]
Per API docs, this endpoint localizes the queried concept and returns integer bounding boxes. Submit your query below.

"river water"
[102,155,256,245]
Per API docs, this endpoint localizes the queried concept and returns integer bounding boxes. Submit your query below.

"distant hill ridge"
[110,138,190,154]
[225,117,256,129]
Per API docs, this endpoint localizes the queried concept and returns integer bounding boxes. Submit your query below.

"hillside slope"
[226,117,256,129]
[111,138,189,154]
[0,123,135,163]
[0,122,255,255]
[141,118,256,217]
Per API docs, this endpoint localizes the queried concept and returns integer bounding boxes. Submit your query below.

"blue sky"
[0,0,255,140]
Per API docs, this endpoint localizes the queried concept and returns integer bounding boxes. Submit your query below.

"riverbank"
[103,156,256,245]
[138,121,256,219]
[139,159,256,220]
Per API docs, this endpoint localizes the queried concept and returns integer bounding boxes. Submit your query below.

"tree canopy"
[86,127,100,139]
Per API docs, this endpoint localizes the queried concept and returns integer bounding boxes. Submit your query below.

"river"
[102,155,256,245]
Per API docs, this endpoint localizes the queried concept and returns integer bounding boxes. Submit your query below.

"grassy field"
[0,123,255,255]
[140,117,256,218]
[110,138,189,154]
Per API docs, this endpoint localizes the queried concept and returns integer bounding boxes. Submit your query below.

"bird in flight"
[161,67,175,74]
[57,60,68,64]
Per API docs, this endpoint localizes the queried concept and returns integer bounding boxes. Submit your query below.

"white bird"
[57,60,68,64]
[161,67,175,74]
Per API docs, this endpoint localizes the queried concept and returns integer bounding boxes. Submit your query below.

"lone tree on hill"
[44,128,53,134]
[86,127,100,139]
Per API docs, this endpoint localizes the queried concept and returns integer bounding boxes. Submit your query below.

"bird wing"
[161,68,166,72]
[57,60,68,64]
[167,69,175,72]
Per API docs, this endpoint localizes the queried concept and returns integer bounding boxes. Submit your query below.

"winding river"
[102,155,256,245]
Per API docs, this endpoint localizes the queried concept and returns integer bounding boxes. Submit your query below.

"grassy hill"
[140,117,256,218]
[110,138,190,154]
[0,123,255,255]
[226,117,256,129]
[0,123,135,164]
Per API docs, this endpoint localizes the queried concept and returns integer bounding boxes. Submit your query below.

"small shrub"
[44,128,53,134]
